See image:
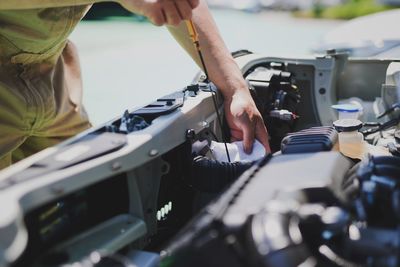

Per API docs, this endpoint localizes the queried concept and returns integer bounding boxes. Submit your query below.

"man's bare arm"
[167,1,270,152]
[167,2,245,100]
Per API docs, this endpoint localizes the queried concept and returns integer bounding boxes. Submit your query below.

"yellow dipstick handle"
[185,20,198,43]
[185,20,209,79]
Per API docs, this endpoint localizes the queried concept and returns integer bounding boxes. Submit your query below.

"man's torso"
[0,5,93,169]
[0,5,91,66]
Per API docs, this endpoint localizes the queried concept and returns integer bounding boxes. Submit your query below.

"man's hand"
[224,90,271,154]
[118,0,199,26]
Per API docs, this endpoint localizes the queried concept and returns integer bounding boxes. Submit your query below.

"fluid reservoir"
[333,119,365,160]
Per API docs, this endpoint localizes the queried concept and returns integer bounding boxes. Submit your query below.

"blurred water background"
[70,3,346,125]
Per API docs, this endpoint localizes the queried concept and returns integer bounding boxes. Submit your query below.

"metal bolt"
[111,162,122,171]
[52,185,64,195]
[200,121,209,128]
[149,149,159,157]
[225,235,236,244]
[186,129,196,140]
[112,139,125,146]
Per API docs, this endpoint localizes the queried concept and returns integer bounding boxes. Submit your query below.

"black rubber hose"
[189,156,254,193]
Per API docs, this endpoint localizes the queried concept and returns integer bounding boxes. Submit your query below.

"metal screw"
[149,149,159,157]
[52,185,64,195]
[111,162,122,171]
[186,129,196,140]
[112,140,125,146]
[200,121,209,128]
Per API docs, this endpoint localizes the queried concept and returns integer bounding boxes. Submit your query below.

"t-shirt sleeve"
[0,0,108,10]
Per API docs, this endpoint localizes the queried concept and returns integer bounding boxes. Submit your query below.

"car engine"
[161,52,400,267]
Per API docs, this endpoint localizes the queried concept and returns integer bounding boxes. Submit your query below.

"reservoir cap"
[333,119,363,132]
[332,104,360,113]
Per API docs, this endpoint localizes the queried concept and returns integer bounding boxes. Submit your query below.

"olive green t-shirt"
[0,5,91,65]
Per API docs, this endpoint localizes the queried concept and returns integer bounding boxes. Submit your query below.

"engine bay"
[0,52,400,267]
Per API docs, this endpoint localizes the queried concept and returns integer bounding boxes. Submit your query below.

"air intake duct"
[189,156,254,193]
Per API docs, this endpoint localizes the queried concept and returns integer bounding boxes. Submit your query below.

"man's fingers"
[255,120,271,153]
[149,7,166,26]
[163,1,182,25]
[230,128,243,142]
[186,0,200,9]
[174,1,193,20]
[122,0,199,26]
[242,121,255,154]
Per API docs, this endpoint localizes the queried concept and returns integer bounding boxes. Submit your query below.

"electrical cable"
[185,20,231,162]
[362,117,400,136]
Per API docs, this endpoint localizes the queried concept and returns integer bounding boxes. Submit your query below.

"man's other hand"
[118,0,199,26]
[224,90,271,154]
